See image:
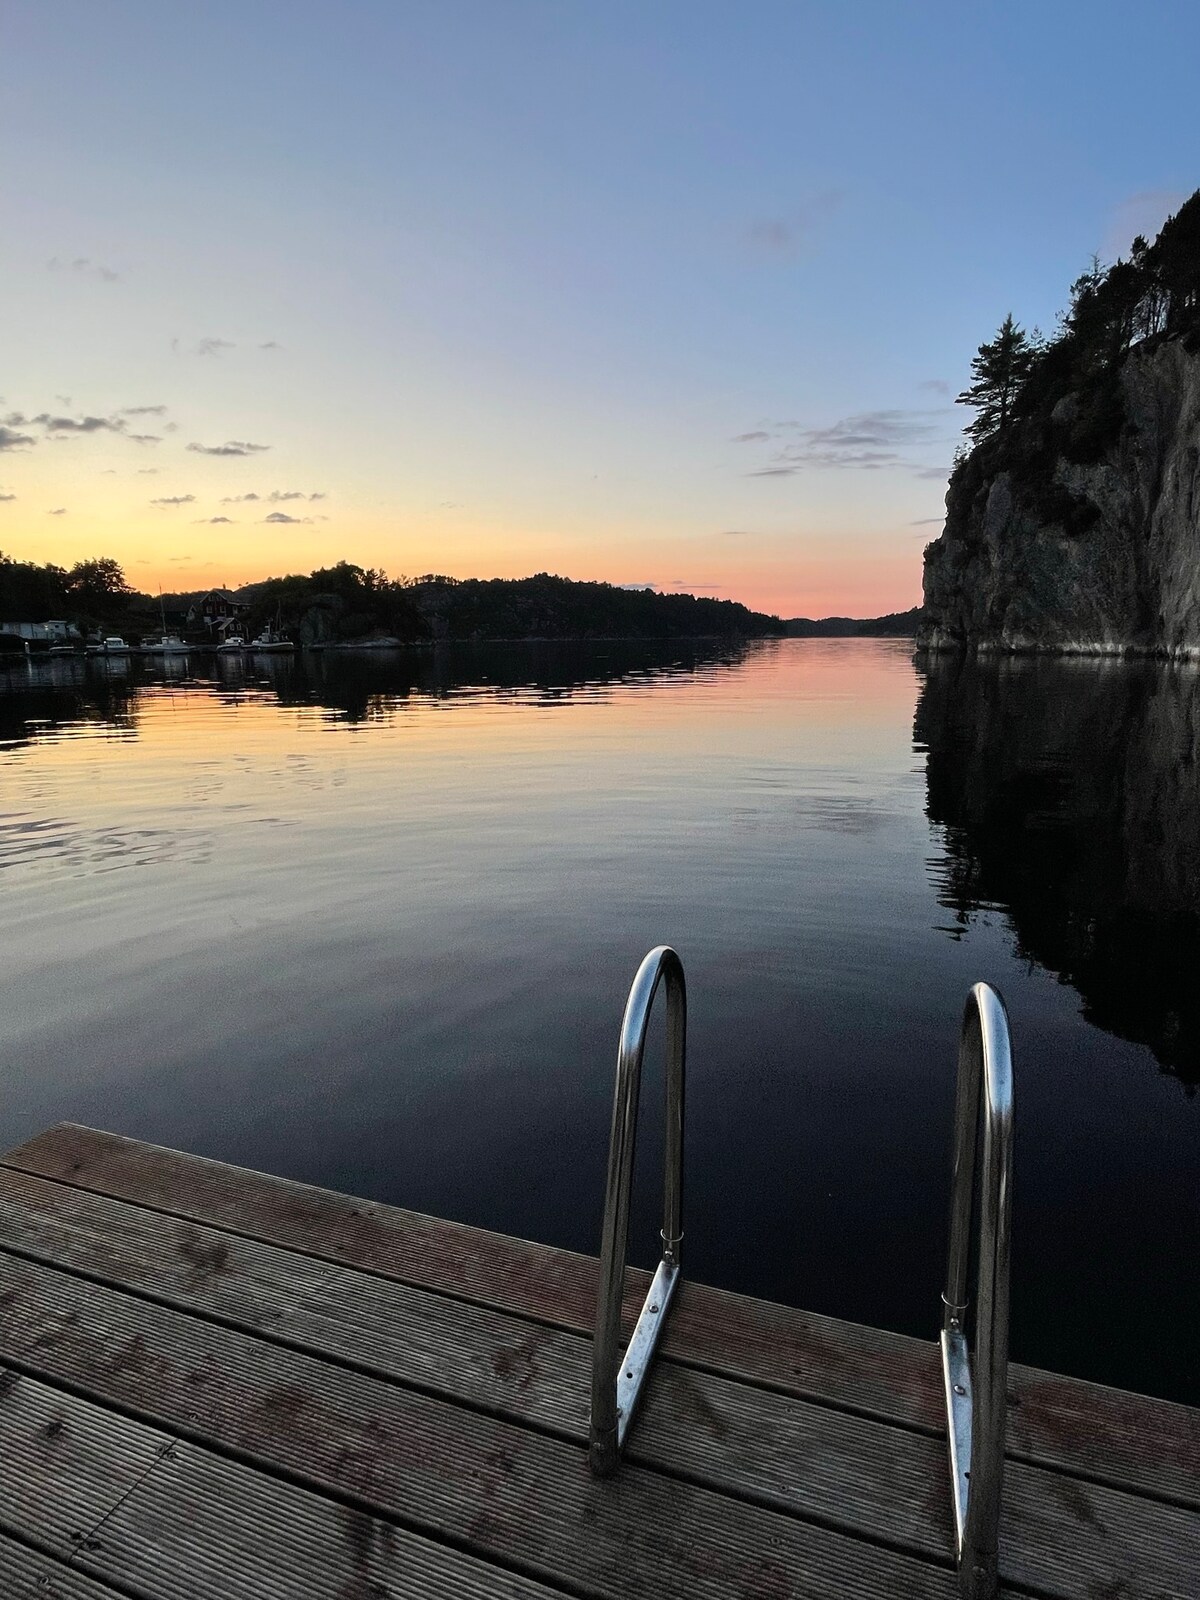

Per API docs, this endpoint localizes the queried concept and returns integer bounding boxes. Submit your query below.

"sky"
[2,2,1198,618]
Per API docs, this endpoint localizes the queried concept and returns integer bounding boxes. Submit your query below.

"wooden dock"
[0,1122,1194,1599]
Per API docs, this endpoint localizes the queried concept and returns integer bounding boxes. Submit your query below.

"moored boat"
[248,627,294,653]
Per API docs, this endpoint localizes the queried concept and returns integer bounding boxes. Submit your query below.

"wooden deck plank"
[0,1351,959,1600]
[0,1245,950,1568]
[0,1364,170,1562]
[82,1441,577,1600]
[0,1534,130,1600]
[3,1124,941,1418]
[0,1371,573,1600]
[1,1241,1197,1598]
[6,1122,1198,1509]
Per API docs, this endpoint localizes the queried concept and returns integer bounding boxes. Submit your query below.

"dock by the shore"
[0,1123,1194,1597]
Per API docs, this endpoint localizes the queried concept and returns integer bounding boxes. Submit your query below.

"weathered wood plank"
[2,1124,941,1418]
[82,1441,576,1600]
[0,1246,950,1567]
[0,1345,958,1600]
[0,1371,573,1600]
[2,1248,1197,1599]
[0,1163,339,1334]
[0,1364,170,1561]
[6,1122,1198,1509]
[0,1533,130,1600]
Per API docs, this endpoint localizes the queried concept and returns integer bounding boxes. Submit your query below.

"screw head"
[953,1383,967,1396]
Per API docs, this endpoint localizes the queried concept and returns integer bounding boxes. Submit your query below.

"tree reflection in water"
[916,650,1200,1090]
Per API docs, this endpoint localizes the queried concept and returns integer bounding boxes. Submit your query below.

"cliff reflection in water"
[917,652,1200,1087]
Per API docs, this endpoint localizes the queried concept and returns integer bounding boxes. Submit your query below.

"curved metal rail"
[589,945,686,1476]
[941,982,1015,1600]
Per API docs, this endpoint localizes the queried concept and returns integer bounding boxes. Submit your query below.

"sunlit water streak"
[1,639,1196,1401]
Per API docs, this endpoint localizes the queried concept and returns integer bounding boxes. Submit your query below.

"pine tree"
[955,314,1034,441]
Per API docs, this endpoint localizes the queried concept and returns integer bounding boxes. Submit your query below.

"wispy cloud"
[909,516,944,525]
[187,440,270,457]
[732,430,770,443]
[918,379,952,397]
[48,256,119,283]
[47,507,67,515]
[150,494,196,507]
[260,340,281,351]
[911,465,951,481]
[195,337,236,357]
[747,190,842,256]
[3,407,163,445]
[0,425,35,451]
[136,468,160,475]
[262,510,309,524]
[196,516,235,524]
[0,491,16,502]
[720,529,755,536]
[33,412,125,434]
[120,404,168,417]
[742,408,954,476]
[220,488,324,504]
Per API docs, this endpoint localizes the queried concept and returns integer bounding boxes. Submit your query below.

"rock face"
[922,338,1200,655]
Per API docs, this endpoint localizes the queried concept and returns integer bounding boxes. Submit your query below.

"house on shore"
[187,590,250,637]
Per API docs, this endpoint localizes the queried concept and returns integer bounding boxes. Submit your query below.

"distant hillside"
[785,607,924,638]
[409,574,783,641]
[241,566,783,645]
[2,555,783,646]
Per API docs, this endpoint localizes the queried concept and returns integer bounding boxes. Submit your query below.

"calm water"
[1,639,1197,1403]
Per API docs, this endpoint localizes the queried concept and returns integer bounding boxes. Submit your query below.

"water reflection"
[0,660,140,752]
[916,652,1200,1088]
[1,638,758,749]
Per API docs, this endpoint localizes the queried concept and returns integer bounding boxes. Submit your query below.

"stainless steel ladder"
[588,945,685,1477]
[587,949,1015,1600]
[940,982,1015,1600]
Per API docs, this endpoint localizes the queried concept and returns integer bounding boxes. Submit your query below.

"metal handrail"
[589,945,686,1476]
[940,982,1015,1600]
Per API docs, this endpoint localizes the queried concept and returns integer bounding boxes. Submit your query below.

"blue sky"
[2,2,1197,613]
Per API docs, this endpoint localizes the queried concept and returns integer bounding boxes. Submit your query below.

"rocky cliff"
[922,337,1200,657]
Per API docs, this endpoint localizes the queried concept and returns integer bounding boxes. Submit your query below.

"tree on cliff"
[1154,193,1200,333]
[956,314,1035,441]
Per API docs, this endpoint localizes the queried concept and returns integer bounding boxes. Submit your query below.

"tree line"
[3,556,783,643]
[0,553,132,625]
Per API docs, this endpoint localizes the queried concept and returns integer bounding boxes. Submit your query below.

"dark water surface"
[2,639,1197,1402]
